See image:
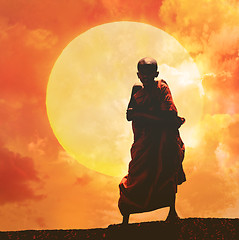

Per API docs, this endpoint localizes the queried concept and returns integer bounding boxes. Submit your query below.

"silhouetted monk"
[118,57,186,224]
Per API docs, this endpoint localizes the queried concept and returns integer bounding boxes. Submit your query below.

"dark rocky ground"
[0,218,239,240]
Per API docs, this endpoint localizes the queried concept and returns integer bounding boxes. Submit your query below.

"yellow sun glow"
[46,21,203,176]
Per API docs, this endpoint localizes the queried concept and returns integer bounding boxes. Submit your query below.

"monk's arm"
[126,85,142,121]
[131,110,176,122]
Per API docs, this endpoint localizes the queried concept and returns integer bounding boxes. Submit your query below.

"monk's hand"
[126,108,144,121]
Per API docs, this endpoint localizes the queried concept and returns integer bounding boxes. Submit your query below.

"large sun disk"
[46,21,202,176]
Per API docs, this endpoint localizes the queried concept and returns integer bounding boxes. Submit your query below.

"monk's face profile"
[137,57,159,88]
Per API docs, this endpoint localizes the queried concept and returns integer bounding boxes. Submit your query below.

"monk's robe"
[118,80,186,216]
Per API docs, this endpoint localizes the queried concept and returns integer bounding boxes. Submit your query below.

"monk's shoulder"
[155,80,169,96]
[157,79,168,89]
[132,84,143,91]
[132,84,143,96]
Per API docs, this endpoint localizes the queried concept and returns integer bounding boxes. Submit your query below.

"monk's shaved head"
[137,57,158,74]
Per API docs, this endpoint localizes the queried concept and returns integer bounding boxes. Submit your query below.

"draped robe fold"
[118,80,186,216]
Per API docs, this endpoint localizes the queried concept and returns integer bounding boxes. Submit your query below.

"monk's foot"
[165,210,180,222]
[122,214,129,225]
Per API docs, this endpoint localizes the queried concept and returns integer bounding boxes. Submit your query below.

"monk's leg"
[166,193,179,221]
[122,214,130,225]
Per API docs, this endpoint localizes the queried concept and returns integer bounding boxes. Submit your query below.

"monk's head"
[137,57,159,88]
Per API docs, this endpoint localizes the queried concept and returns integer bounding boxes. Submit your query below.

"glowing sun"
[46,21,203,177]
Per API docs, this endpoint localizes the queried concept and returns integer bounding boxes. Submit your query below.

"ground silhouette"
[0,218,239,239]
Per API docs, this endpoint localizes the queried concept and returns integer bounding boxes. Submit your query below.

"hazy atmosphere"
[0,0,239,231]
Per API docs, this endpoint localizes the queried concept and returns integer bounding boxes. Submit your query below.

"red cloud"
[74,175,92,186]
[0,145,44,204]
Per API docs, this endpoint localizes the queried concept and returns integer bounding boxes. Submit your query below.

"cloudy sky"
[0,0,239,231]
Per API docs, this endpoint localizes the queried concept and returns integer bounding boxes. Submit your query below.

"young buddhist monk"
[118,57,186,224]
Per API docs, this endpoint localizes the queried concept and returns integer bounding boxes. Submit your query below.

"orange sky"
[0,0,239,231]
